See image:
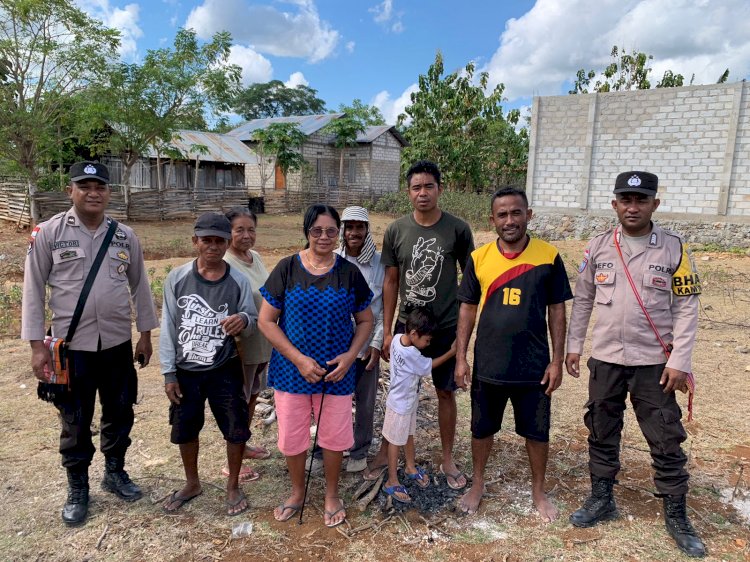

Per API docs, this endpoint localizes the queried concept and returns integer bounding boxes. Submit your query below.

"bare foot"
[533,490,558,522]
[274,492,304,521]
[323,496,346,527]
[458,484,484,514]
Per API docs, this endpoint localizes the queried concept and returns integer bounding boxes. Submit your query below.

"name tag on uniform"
[645,273,670,290]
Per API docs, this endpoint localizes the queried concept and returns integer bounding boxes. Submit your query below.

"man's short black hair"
[491,186,528,210]
[405,307,438,336]
[406,160,441,187]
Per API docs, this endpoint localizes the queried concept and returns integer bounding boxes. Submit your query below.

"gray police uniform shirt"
[21,207,158,350]
[160,260,258,383]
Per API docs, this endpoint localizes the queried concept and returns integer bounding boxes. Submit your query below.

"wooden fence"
[0,183,387,226]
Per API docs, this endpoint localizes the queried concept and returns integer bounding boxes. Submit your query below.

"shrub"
[369,190,493,228]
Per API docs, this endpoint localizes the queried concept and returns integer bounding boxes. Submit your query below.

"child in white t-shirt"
[381,308,456,503]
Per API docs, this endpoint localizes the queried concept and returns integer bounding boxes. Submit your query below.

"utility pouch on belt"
[37,219,118,403]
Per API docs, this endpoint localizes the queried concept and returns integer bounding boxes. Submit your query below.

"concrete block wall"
[528,82,750,218]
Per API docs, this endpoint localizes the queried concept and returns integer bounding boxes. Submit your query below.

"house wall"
[244,130,404,197]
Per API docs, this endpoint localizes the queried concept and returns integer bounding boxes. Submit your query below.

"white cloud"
[346,41,356,54]
[482,0,750,101]
[372,83,418,125]
[285,71,309,88]
[76,0,143,60]
[186,0,340,63]
[228,45,273,85]
[369,0,405,33]
[369,0,392,23]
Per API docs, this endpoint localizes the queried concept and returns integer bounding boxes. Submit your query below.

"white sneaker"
[346,457,368,473]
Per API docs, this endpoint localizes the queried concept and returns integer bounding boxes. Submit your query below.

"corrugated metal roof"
[227,113,345,140]
[356,125,409,147]
[145,130,258,164]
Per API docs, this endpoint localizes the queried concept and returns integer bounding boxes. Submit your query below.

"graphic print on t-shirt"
[405,237,444,306]
[177,294,228,365]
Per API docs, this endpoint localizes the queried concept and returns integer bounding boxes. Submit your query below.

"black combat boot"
[62,469,89,526]
[569,475,619,527]
[101,457,142,502]
[663,494,706,557]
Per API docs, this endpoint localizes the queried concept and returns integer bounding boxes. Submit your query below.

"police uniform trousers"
[54,340,138,470]
[585,357,689,496]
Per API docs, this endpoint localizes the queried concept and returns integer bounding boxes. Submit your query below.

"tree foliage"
[398,51,527,191]
[88,28,241,199]
[322,115,366,188]
[568,45,693,94]
[337,99,386,126]
[251,122,305,195]
[0,0,119,218]
[233,79,326,120]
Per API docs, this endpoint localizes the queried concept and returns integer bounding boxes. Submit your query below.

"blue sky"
[77,0,750,125]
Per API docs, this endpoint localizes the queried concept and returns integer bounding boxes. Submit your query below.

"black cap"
[614,171,658,196]
[194,212,231,239]
[69,161,110,184]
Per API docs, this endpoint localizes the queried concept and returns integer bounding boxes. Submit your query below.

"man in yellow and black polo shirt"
[455,186,572,520]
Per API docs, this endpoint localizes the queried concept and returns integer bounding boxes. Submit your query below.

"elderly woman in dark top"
[258,204,373,528]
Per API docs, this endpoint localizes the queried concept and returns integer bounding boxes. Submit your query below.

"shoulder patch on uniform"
[66,215,75,225]
[577,248,590,273]
[115,228,126,240]
[27,226,41,255]
[672,245,701,296]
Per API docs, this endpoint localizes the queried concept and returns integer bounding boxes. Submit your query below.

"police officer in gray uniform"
[565,171,705,557]
[22,161,158,526]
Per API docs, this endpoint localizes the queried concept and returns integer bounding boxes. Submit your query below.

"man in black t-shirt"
[363,160,474,490]
[455,187,572,519]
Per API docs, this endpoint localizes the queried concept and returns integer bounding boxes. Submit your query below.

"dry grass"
[0,216,749,561]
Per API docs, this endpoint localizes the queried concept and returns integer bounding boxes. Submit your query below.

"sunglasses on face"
[308,226,340,239]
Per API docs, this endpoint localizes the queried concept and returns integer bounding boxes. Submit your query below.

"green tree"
[398,51,521,192]
[337,99,386,126]
[89,28,241,209]
[569,46,688,93]
[0,0,119,221]
[322,116,366,189]
[251,122,305,195]
[233,79,326,120]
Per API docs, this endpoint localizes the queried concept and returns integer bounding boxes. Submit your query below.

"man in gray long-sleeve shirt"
[565,171,705,558]
[22,161,158,527]
[160,212,257,516]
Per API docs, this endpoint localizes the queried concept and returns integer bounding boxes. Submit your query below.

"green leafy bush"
[369,190,494,227]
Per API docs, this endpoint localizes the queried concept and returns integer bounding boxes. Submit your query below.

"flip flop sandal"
[324,506,347,528]
[382,484,411,504]
[226,491,249,516]
[363,463,388,481]
[244,445,271,460]
[274,503,301,522]
[439,464,467,490]
[405,467,430,488]
[162,490,202,514]
[222,465,260,482]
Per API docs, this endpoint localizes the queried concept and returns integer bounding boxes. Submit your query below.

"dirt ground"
[1,214,749,562]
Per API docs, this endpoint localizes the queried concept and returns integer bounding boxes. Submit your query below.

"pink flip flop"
[222,465,260,482]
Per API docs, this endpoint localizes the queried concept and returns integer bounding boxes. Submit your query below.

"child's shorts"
[274,390,354,456]
[381,406,417,446]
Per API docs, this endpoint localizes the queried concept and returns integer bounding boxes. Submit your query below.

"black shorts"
[395,321,457,392]
[470,376,550,442]
[169,358,250,445]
